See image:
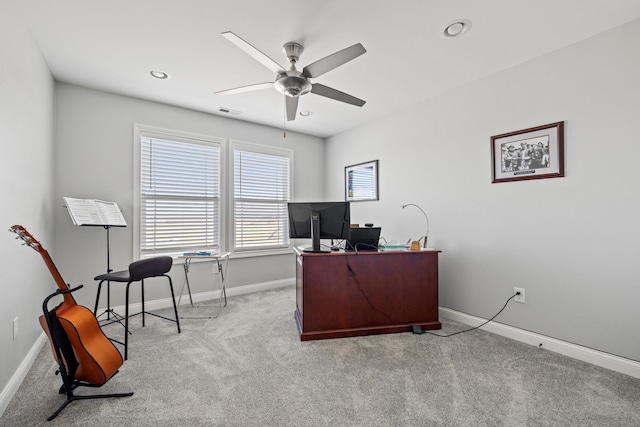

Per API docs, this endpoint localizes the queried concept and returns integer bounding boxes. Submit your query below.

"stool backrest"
[129,256,173,281]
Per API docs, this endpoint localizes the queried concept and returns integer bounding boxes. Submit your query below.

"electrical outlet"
[12,317,18,340]
[514,287,525,304]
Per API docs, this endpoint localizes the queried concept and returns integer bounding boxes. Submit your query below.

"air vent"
[218,107,242,115]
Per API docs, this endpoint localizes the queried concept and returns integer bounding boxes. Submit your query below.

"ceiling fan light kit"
[149,69,170,79]
[274,73,312,97]
[216,31,367,121]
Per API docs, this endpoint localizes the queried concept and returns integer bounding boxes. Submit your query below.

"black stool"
[94,256,181,360]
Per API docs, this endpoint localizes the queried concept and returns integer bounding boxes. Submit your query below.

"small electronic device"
[346,227,381,251]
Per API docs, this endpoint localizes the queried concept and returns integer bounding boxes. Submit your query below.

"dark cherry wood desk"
[294,247,441,341]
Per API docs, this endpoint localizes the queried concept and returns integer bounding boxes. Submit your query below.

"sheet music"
[94,200,126,226]
[64,197,127,226]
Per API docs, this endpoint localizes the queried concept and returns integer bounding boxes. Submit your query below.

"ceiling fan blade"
[286,96,298,121]
[311,83,366,107]
[221,31,286,75]
[302,43,366,78]
[213,82,273,96]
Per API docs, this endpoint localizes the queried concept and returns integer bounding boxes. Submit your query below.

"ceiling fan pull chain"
[283,96,287,138]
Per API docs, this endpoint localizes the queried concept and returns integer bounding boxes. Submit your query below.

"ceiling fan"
[214,31,366,121]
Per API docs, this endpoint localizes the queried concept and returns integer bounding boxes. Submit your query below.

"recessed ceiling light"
[443,19,472,37]
[149,69,170,79]
[218,106,242,115]
[299,111,311,117]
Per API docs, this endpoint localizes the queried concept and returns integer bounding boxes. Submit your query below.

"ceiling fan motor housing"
[275,72,312,97]
[275,42,312,97]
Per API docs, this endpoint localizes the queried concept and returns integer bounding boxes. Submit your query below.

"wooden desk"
[294,248,441,341]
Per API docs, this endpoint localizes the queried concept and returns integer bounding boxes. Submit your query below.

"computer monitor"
[288,202,351,253]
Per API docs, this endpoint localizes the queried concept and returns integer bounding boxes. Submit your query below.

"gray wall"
[52,83,325,309]
[325,19,640,361]
[0,2,55,408]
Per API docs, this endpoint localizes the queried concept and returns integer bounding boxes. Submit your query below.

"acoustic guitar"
[10,225,123,385]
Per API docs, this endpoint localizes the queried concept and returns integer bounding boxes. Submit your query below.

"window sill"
[230,248,294,259]
[142,248,294,264]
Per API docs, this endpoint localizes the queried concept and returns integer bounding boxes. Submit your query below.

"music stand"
[63,197,127,331]
[94,224,128,328]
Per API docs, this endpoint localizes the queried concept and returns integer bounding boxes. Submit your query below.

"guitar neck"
[10,224,75,306]
[35,244,76,306]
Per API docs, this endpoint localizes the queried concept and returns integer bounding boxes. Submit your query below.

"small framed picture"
[345,160,379,201]
[491,121,564,183]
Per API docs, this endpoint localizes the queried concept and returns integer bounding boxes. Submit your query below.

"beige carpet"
[2,286,640,426]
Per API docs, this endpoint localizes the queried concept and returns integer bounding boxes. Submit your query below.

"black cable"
[344,256,394,324]
[354,243,378,252]
[423,292,518,338]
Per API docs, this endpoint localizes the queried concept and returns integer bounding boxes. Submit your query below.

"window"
[135,127,292,258]
[231,141,292,252]
[136,126,223,258]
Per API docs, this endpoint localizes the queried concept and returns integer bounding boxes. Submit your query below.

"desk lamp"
[402,203,430,249]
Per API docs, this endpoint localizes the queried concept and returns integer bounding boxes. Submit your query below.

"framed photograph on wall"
[491,121,564,183]
[345,160,379,201]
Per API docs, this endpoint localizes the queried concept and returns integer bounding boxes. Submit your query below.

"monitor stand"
[302,210,330,253]
[302,247,330,254]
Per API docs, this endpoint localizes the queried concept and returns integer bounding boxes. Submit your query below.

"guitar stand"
[42,287,133,421]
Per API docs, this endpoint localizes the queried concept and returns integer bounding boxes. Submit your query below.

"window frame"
[229,139,294,256]
[133,124,226,259]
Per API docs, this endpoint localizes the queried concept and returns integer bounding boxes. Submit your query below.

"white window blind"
[233,147,291,251]
[140,136,221,257]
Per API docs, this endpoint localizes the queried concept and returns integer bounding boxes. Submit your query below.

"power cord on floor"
[416,292,520,338]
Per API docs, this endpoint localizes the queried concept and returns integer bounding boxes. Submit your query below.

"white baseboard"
[0,333,48,417]
[101,278,296,318]
[439,307,640,379]
[184,278,295,303]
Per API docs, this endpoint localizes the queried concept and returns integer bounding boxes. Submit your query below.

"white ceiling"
[15,0,640,138]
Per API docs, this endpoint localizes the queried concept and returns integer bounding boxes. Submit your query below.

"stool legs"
[125,281,133,360]
[121,275,180,360]
[167,276,181,333]
[93,274,181,360]
[94,281,103,315]
[141,279,145,327]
